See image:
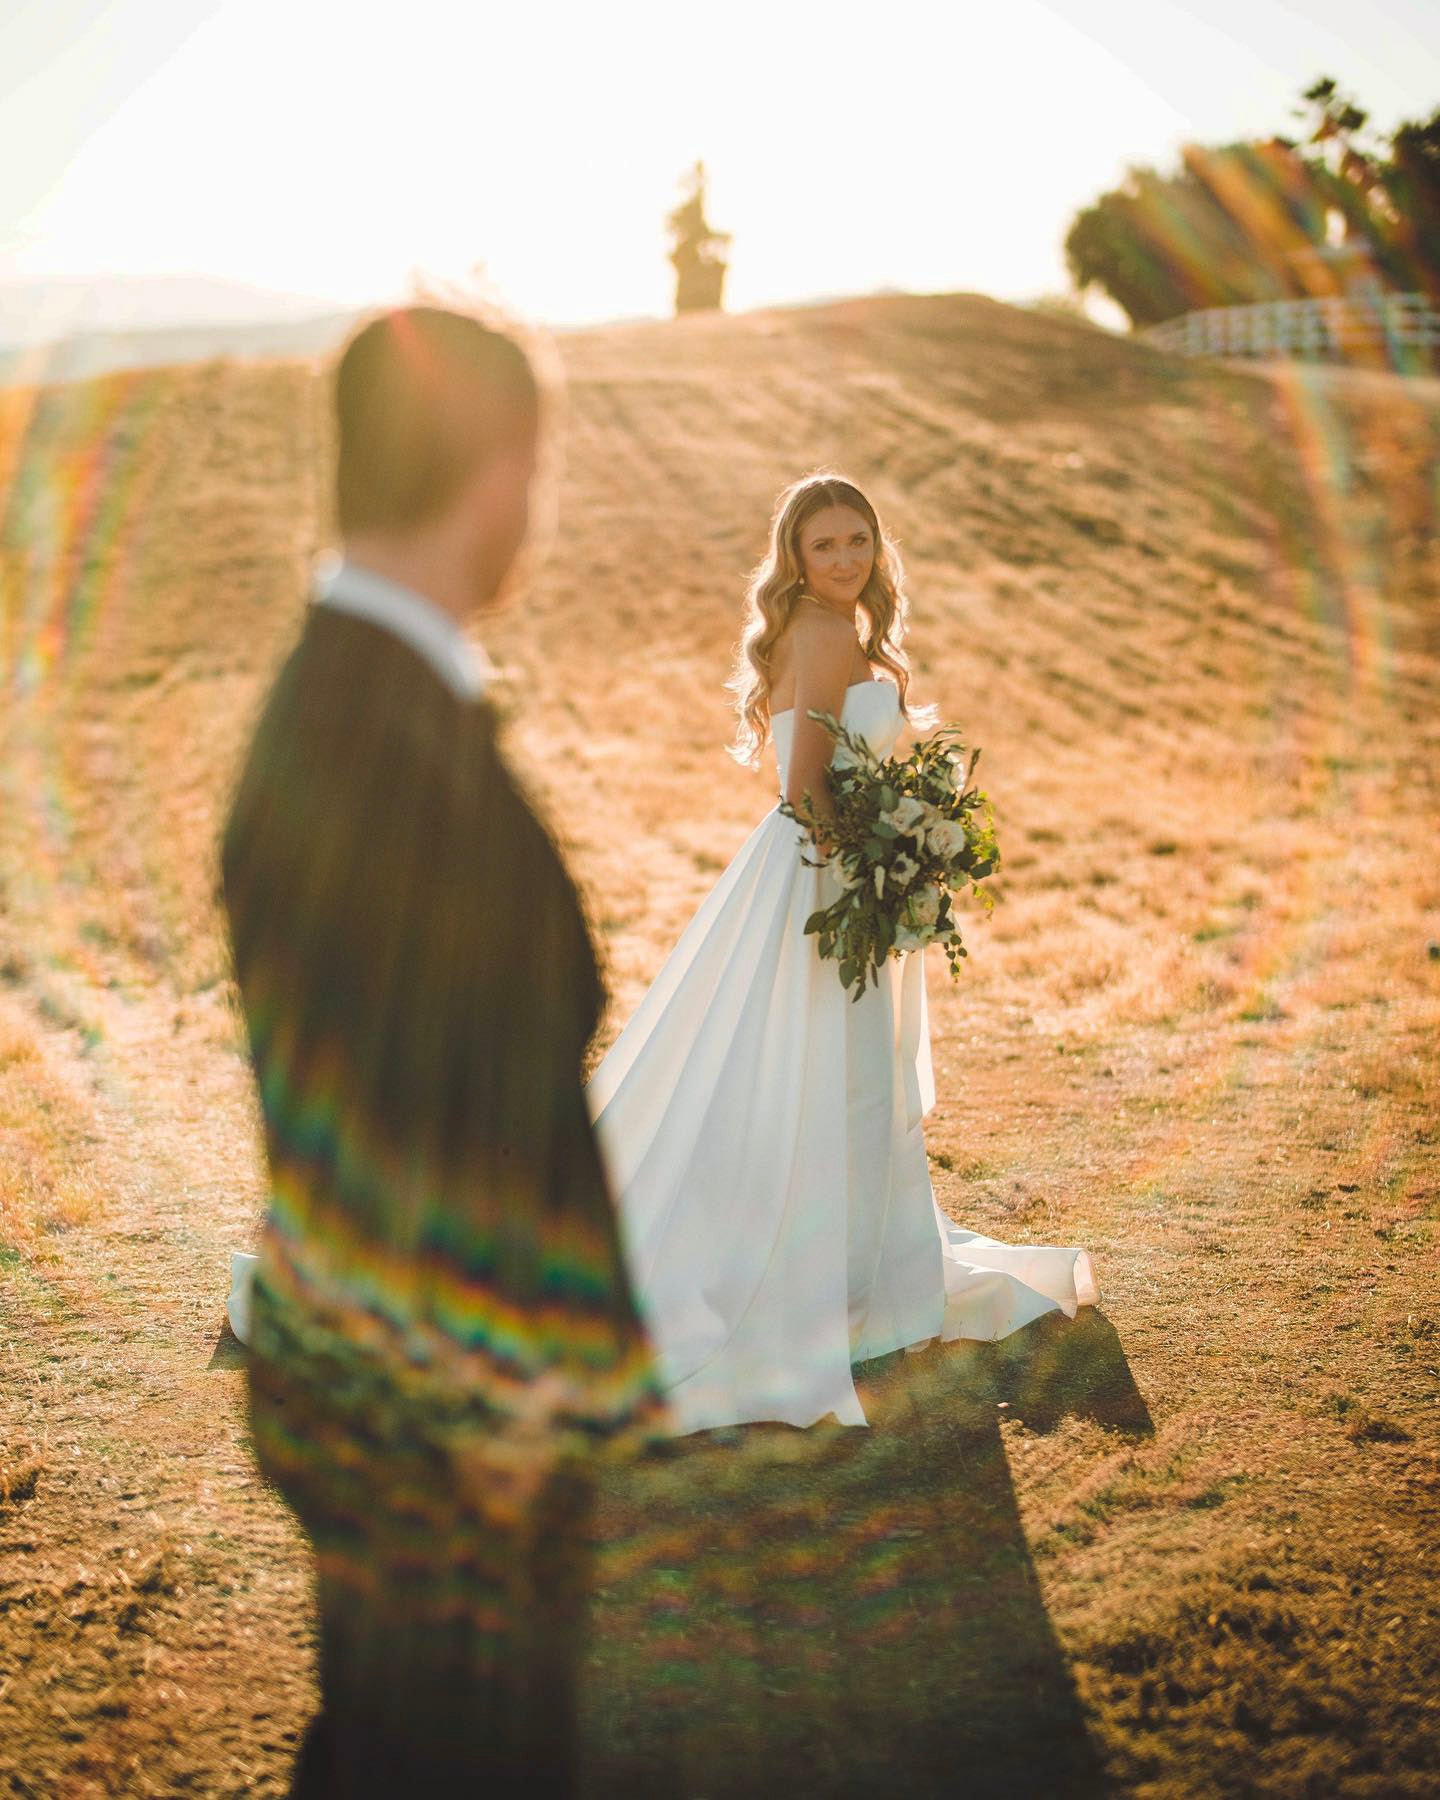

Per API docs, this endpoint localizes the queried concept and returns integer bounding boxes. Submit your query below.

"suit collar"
[311,553,494,700]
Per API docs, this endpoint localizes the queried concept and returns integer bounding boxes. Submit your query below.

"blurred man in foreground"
[220,302,666,1796]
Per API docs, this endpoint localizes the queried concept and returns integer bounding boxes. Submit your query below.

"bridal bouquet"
[779,712,1000,1000]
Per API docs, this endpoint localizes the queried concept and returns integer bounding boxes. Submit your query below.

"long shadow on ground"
[582,1309,1148,1797]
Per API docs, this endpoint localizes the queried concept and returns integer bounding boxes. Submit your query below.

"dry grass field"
[0,290,1437,1796]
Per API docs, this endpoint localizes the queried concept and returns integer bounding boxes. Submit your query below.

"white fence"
[1137,292,1440,368]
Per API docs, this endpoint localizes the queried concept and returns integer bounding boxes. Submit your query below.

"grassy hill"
[1,291,1437,1795]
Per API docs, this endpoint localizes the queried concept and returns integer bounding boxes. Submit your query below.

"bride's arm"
[783,605,860,847]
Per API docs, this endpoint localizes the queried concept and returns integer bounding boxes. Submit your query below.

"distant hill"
[0,272,353,341]
[0,310,360,388]
[0,272,365,386]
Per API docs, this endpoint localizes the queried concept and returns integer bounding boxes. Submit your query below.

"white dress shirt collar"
[311,552,494,701]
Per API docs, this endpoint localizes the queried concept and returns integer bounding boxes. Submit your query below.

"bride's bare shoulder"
[775,599,853,668]
[769,601,864,711]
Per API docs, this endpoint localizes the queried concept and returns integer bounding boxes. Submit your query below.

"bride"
[585,472,1099,1435]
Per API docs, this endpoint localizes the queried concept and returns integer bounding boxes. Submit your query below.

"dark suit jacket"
[220,597,667,1495]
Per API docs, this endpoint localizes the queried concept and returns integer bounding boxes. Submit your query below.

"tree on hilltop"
[667,161,731,316]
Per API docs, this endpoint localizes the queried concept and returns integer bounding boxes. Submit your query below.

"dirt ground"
[1,292,1437,1796]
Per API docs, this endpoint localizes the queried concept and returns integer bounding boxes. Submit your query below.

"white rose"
[894,923,934,954]
[926,818,968,860]
[828,852,861,890]
[910,884,942,926]
[891,851,920,888]
[883,795,927,833]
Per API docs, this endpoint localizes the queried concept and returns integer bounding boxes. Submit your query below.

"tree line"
[1064,78,1440,328]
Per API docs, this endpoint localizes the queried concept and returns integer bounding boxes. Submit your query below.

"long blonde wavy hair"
[726,471,933,766]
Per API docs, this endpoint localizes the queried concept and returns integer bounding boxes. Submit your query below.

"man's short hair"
[334,305,542,535]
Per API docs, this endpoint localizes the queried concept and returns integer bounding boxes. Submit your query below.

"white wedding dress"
[585,676,1099,1434]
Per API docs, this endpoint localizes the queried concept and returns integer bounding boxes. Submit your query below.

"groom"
[220,303,666,1795]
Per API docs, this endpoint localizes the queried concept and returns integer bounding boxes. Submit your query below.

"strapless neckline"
[771,678,886,720]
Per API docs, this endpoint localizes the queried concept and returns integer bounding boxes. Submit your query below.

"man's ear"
[466,440,527,519]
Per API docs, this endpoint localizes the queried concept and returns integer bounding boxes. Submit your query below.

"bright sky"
[2,0,1436,333]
